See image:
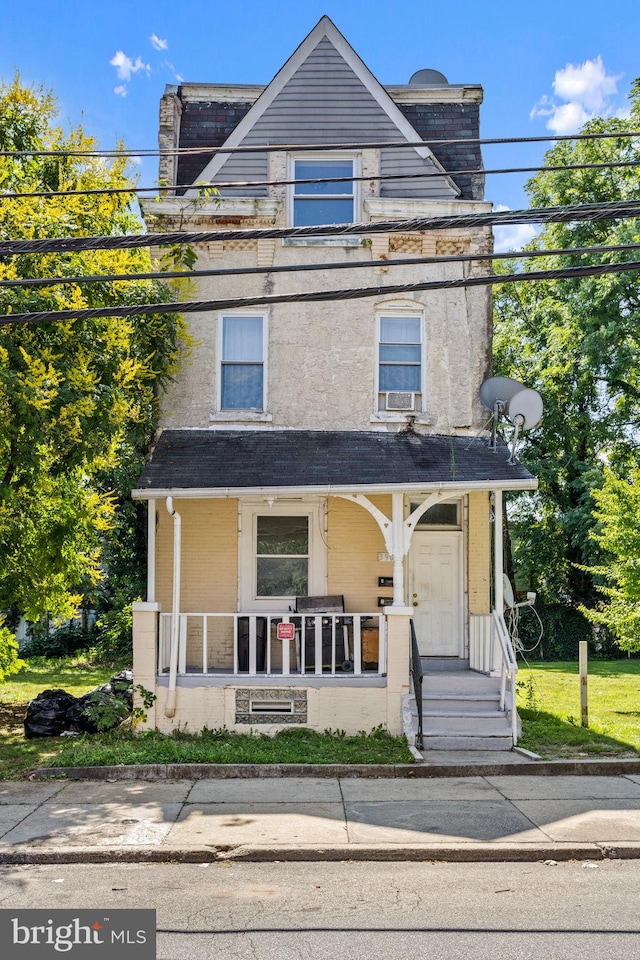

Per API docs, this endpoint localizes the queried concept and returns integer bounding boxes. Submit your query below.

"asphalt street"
[2,860,640,960]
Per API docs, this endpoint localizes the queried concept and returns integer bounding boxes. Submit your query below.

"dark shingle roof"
[136,430,534,492]
[395,103,484,200]
[174,96,483,200]
[176,100,255,192]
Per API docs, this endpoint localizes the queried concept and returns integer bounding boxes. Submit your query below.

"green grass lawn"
[3,657,640,778]
[0,657,128,780]
[0,657,412,779]
[517,660,640,759]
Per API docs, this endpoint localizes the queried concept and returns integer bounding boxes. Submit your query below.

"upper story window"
[220,314,265,411]
[377,314,423,412]
[290,156,358,227]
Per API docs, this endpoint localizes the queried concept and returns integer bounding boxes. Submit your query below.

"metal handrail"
[409,619,424,750]
[492,609,519,745]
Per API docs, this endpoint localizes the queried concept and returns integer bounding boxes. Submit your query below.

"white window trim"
[374,308,427,415]
[238,499,327,612]
[215,310,269,415]
[286,153,361,230]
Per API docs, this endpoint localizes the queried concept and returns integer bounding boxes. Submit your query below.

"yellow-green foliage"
[0,75,186,626]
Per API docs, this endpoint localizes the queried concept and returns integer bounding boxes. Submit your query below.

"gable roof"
[187,16,459,199]
[134,430,536,498]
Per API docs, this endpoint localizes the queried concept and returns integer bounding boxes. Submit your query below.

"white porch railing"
[158,612,386,678]
[492,608,519,745]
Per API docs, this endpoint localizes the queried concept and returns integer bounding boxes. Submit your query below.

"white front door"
[409,531,463,657]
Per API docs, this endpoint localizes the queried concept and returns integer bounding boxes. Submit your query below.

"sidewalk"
[4,760,640,864]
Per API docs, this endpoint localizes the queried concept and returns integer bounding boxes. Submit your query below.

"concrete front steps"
[411,658,515,752]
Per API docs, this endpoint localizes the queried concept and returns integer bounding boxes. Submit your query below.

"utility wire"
[1,129,639,159]
[2,200,640,257]
[3,159,640,203]
[2,259,639,327]
[3,242,640,291]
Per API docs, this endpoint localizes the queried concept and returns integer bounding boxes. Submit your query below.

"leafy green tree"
[493,79,640,608]
[581,466,640,649]
[0,75,185,669]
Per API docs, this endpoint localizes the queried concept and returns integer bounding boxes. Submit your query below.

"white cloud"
[114,85,127,98]
[110,50,150,82]
[150,34,168,51]
[553,56,619,112]
[530,56,623,134]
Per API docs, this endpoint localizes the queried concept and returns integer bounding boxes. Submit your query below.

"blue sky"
[1,0,638,249]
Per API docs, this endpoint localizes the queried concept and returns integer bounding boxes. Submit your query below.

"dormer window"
[290,156,358,226]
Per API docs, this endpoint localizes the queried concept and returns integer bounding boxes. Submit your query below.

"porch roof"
[133,429,537,499]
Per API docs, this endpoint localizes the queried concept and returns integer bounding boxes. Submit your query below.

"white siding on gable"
[210,37,457,201]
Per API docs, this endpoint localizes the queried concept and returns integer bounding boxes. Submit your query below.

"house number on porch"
[276,622,296,641]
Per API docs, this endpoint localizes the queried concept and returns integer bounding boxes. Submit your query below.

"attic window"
[291,157,357,226]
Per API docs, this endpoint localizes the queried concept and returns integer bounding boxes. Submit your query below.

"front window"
[220,314,264,410]
[239,501,325,611]
[256,515,309,598]
[377,315,423,411]
[292,157,356,226]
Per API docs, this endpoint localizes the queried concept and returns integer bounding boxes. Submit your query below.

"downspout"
[165,496,181,719]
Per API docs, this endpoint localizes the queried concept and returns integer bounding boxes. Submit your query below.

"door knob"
[412,601,418,607]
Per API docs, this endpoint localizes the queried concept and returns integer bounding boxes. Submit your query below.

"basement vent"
[235,687,308,725]
[385,391,415,411]
[250,699,293,715]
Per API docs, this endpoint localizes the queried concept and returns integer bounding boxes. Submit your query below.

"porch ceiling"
[133,429,536,499]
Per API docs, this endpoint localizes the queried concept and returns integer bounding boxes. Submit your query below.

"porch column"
[147,499,156,603]
[165,497,182,719]
[384,606,412,735]
[391,492,405,606]
[132,601,160,729]
[493,489,504,615]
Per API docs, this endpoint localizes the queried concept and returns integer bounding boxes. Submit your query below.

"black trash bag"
[24,689,79,739]
[66,688,131,734]
[24,671,134,738]
[104,669,134,710]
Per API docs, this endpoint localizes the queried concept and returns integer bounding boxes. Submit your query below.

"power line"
[2,129,639,159]
[3,159,640,203]
[3,242,640,291]
[2,258,639,327]
[2,200,640,257]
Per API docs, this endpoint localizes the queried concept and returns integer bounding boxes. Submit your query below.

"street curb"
[0,842,628,865]
[31,758,640,780]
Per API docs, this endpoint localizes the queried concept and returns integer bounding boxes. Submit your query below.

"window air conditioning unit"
[385,391,416,411]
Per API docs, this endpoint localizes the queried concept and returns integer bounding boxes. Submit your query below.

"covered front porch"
[131,429,535,738]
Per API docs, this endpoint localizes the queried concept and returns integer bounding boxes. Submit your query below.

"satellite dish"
[409,68,449,85]
[507,388,543,431]
[480,376,525,412]
[503,574,515,609]
[479,376,543,460]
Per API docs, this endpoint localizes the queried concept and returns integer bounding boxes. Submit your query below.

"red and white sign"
[276,622,295,641]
